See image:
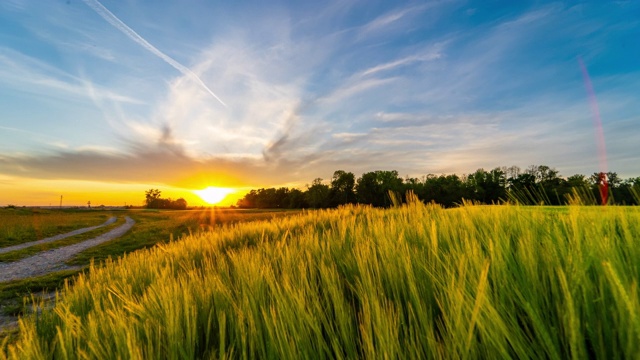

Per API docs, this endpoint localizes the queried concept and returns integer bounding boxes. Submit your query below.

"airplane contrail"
[81,0,227,108]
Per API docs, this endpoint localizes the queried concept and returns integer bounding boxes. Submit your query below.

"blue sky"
[0,0,639,204]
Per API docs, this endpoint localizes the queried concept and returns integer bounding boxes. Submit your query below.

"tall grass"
[2,203,640,359]
[66,208,302,266]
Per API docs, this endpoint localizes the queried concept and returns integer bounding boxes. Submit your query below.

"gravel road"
[0,217,135,283]
[0,217,117,255]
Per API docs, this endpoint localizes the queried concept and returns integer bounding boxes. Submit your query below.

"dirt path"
[0,217,135,283]
[0,217,117,255]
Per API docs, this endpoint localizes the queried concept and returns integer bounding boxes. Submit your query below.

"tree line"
[236,166,640,209]
[145,189,188,210]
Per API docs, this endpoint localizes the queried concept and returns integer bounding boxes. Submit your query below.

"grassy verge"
[2,203,640,358]
[0,269,85,343]
[0,218,125,263]
[0,209,113,248]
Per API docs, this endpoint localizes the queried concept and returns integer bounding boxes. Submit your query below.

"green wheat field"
[2,201,640,359]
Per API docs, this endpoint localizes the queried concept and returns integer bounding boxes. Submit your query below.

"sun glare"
[194,187,234,205]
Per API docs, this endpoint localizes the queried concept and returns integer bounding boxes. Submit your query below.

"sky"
[0,0,638,206]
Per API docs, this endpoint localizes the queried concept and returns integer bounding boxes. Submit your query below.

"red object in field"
[599,172,608,206]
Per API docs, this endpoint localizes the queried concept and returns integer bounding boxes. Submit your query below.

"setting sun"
[193,187,235,205]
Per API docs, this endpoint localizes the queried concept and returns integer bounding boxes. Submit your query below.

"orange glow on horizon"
[0,175,250,208]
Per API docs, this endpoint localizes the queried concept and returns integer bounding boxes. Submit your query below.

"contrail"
[82,0,227,108]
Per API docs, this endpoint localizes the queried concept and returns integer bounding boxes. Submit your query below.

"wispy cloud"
[81,0,227,107]
[360,51,442,77]
[0,47,140,104]
[2,0,639,192]
[357,4,429,38]
[1,0,26,11]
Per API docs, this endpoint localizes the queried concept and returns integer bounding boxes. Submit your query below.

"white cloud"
[357,4,429,38]
[2,1,638,186]
[360,51,442,77]
[81,0,227,107]
[0,48,141,104]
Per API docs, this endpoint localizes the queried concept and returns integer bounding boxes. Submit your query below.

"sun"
[193,187,234,205]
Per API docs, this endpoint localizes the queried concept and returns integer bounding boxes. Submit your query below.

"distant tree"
[566,174,589,188]
[467,168,506,203]
[144,189,188,209]
[235,187,307,209]
[355,170,403,207]
[535,166,565,205]
[356,172,383,206]
[329,170,356,206]
[376,170,404,205]
[306,178,330,208]
[422,174,467,207]
[256,188,277,208]
[274,187,291,208]
[602,172,622,204]
[620,177,640,205]
[237,190,258,208]
[145,189,162,208]
[234,166,638,208]
[502,165,521,180]
[403,176,424,201]
[607,172,622,188]
[288,188,308,208]
[173,198,188,210]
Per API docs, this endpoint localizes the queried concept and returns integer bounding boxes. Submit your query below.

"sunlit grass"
[0,209,111,248]
[0,218,126,263]
[0,208,302,342]
[2,203,639,358]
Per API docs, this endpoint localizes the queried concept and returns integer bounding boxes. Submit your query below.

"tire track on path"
[0,217,135,283]
[0,217,117,255]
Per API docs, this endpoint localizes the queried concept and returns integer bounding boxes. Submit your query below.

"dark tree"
[237,190,258,208]
[355,172,380,206]
[145,189,188,209]
[145,189,162,208]
[234,166,638,208]
[329,170,356,206]
[467,168,506,203]
[566,174,589,188]
[306,178,330,208]
[355,170,403,207]
[288,188,308,208]
[422,174,468,207]
[173,198,188,210]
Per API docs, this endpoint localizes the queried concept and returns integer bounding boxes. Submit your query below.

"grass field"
[66,208,303,266]
[2,202,639,359]
[0,208,112,248]
[0,208,302,335]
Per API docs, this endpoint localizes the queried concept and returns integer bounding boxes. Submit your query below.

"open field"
[2,203,639,359]
[0,208,113,248]
[0,208,301,266]
[0,208,302,337]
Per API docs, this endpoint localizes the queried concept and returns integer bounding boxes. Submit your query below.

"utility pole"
[87,201,91,209]
[59,195,63,209]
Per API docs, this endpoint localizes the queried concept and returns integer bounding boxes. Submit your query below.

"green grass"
[2,203,639,359]
[0,209,112,248]
[0,218,125,263]
[0,208,303,333]
[67,208,302,266]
